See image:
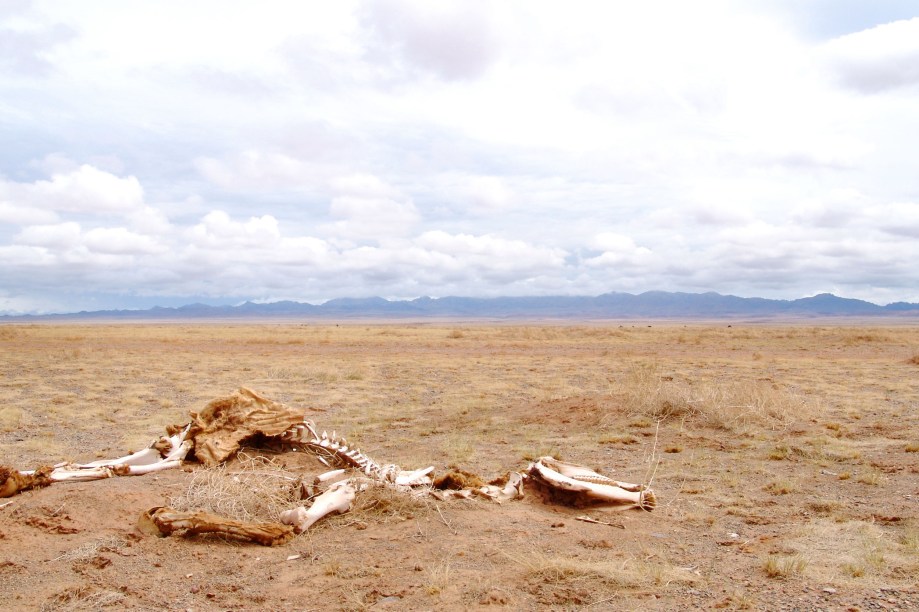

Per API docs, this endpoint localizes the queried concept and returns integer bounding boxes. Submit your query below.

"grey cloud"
[823,18,919,93]
[835,55,919,93]
[360,0,501,81]
[0,22,75,77]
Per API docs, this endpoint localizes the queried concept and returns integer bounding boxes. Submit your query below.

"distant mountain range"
[4,292,919,320]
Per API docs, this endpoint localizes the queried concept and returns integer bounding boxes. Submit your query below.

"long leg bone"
[528,457,656,510]
[3,426,193,495]
[280,479,357,533]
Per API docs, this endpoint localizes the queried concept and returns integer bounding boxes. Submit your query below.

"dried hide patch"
[138,506,295,546]
[187,387,305,466]
[0,465,52,498]
[432,469,486,490]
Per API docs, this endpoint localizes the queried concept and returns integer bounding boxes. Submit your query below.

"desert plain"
[0,321,917,611]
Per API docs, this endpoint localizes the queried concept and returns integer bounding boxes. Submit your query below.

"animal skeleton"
[1,388,656,544]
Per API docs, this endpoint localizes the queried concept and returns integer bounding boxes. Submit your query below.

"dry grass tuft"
[762,553,808,579]
[168,453,301,522]
[40,587,125,612]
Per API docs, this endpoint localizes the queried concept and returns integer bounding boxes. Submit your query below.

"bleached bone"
[528,457,656,511]
[78,447,163,469]
[280,479,356,533]
[11,425,192,488]
[429,488,473,501]
[138,506,294,546]
[279,420,433,487]
[314,468,347,484]
[77,425,192,471]
[394,466,435,487]
[474,472,526,503]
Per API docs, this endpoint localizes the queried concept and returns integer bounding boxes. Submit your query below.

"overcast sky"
[2,1,919,313]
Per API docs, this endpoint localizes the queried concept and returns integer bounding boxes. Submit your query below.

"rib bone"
[279,420,433,487]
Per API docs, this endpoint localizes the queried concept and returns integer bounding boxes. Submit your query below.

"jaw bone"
[528,457,656,511]
[280,479,357,533]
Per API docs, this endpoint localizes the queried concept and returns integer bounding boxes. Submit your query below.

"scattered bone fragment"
[474,472,526,503]
[280,480,356,533]
[527,457,656,510]
[138,506,295,546]
[314,468,347,484]
[575,515,625,529]
[429,488,473,501]
[394,466,435,487]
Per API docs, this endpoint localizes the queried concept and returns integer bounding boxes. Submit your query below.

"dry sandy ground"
[0,322,917,611]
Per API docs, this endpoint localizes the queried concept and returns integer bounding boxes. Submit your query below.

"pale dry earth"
[0,322,917,611]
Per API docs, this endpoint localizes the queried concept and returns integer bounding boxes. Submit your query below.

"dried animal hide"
[188,388,305,466]
[138,506,295,546]
[0,465,52,498]
[528,457,656,510]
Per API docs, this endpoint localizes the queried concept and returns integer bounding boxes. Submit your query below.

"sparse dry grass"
[613,361,816,432]
[506,549,698,590]
[1,321,918,609]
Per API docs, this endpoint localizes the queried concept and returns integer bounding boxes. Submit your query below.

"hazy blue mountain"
[3,292,918,320]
